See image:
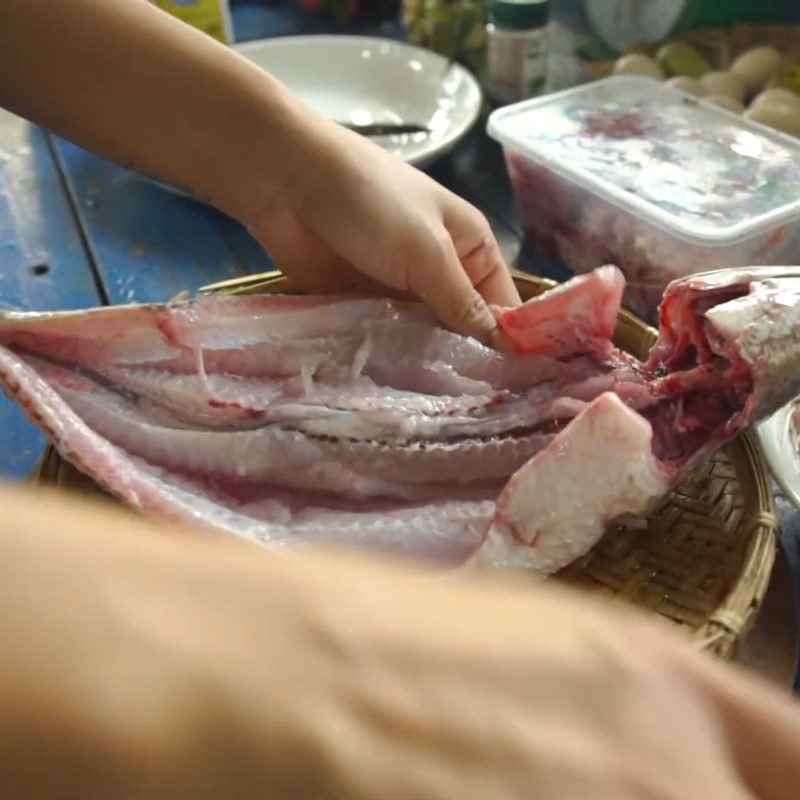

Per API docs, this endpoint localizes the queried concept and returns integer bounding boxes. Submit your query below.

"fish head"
[652,266,800,424]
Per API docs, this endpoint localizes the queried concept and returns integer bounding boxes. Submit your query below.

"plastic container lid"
[487,76,800,245]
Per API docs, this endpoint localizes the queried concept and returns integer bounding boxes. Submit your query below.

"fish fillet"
[483,393,669,574]
[1,266,797,572]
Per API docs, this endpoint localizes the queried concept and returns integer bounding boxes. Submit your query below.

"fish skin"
[698,274,800,420]
[2,266,799,573]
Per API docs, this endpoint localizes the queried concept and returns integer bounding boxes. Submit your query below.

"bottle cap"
[489,0,550,30]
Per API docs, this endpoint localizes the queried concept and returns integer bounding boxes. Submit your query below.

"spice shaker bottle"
[486,0,550,104]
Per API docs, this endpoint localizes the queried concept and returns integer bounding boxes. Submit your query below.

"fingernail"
[466,295,498,344]
[490,327,517,353]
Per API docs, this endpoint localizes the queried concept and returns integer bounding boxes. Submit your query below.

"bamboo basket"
[29,271,779,660]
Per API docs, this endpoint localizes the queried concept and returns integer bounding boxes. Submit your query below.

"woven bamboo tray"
[29,271,779,660]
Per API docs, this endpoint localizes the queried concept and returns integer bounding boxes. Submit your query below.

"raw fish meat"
[484,393,669,572]
[1,266,797,575]
[491,266,624,359]
[506,143,799,323]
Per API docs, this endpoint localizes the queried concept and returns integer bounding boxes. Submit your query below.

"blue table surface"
[1,1,797,684]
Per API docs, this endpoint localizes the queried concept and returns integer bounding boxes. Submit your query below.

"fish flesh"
[486,266,800,570]
[506,151,800,323]
[1,265,798,574]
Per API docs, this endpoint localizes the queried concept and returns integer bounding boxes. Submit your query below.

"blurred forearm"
[0,485,339,798]
[0,0,306,219]
[2,484,799,799]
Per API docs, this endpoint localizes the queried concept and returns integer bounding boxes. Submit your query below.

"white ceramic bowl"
[233,35,483,167]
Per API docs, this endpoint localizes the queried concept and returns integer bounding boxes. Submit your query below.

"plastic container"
[488,75,800,321]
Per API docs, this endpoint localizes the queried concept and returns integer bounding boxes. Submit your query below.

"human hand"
[0,0,518,344]
[270,554,799,800]
[2,486,797,800]
[246,109,521,345]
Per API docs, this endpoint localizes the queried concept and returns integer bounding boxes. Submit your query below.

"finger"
[488,319,518,354]
[402,227,498,344]
[660,637,800,800]
[694,658,800,800]
[443,201,521,308]
[461,235,521,308]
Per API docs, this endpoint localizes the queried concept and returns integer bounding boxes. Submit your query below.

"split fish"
[1,265,797,575]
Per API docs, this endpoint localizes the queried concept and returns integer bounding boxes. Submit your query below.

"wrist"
[230,75,364,230]
[194,66,311,222]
